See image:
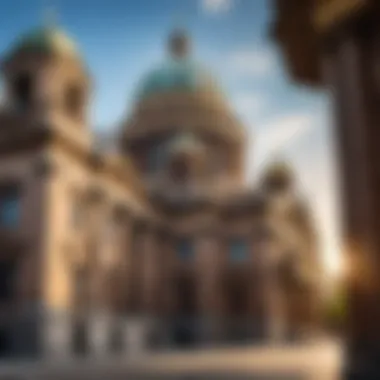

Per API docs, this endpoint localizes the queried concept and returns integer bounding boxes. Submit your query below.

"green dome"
[9,26,78,58]
[136,31,222,101]
[137,57,219,100]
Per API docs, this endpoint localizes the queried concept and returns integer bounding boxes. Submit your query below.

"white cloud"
[256,114,314,157]
[293,152,342,280]
[244,113,314,183]
[201,0,233,14]
[244,110,341,279]
[232,92,264,119]
[227,47,276,77]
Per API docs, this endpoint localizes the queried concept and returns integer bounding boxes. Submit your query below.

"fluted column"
[196,230,223,345]
[255,226,287,342]
[124,218,161,350]
[109,205,133,314]
[249,234,265,340]
[139,223,159,315]
[158,230,176,317]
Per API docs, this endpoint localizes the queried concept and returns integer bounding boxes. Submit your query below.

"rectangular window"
[0,260,17,302]
[71,197,85,229]
[177,238,193,261]
[148,142,167,173]
[0,186,21,228]
[229,238,249,262]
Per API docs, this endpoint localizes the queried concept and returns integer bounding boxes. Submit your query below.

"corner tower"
[0,23,93,359]
[2,24,90,130]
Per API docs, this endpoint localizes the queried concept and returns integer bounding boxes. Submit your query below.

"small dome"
[262,160,294,189]
[137,59,219,100]
[7,26,79,59]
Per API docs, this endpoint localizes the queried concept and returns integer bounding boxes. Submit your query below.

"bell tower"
[1,22,90,130]
[0,20,93,359]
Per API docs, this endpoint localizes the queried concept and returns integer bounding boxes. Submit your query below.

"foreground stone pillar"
[322,13,380,377]
[271,1,380,376]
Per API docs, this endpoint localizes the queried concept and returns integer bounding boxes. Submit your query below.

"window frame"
[228,237,249,263]
[65,83,84,120]
[177,237,194,262]
[0,182,22,229]
[12,71,34,111]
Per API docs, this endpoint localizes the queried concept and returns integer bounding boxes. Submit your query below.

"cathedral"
[0,24,320,358]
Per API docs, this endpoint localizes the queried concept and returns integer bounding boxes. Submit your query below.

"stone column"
[82,187,113,357]
[256,231,287,343]
[88,311,111,357]
[323,20,380,377]
[141,223,162,348]
[196,230,222,346]
[29,157,65,359]
[120,209,133,314]
[249,235,266,340]
[41,307,72,360]
[113,207,134,354]
[156,230,175,348]
[140,223,158,315]
[125,218,158,351]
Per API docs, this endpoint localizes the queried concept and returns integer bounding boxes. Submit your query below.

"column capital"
[84,185,107,205]
[34,155,58,178]
[89,150,105,172]
[133,215,157,235]
[112,203,132,223]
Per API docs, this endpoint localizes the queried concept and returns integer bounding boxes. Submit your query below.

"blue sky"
[0,0,341,277]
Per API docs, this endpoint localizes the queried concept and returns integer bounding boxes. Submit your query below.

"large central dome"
[122,29,245,147]
[136,29,221,101]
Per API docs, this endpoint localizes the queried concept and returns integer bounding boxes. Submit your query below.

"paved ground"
[0,339,342,379]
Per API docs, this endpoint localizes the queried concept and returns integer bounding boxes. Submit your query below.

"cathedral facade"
[0,25,320,358]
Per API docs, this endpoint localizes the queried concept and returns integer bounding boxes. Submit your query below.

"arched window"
[0,185,21,228]
[177,238,193,261]
[71,196,85,229]
[171,158,190,182]
[0,259,17,302]
[65,84,83,119]
[229,238,249,262]
[12,72,33,110]
[147,143,167,173]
